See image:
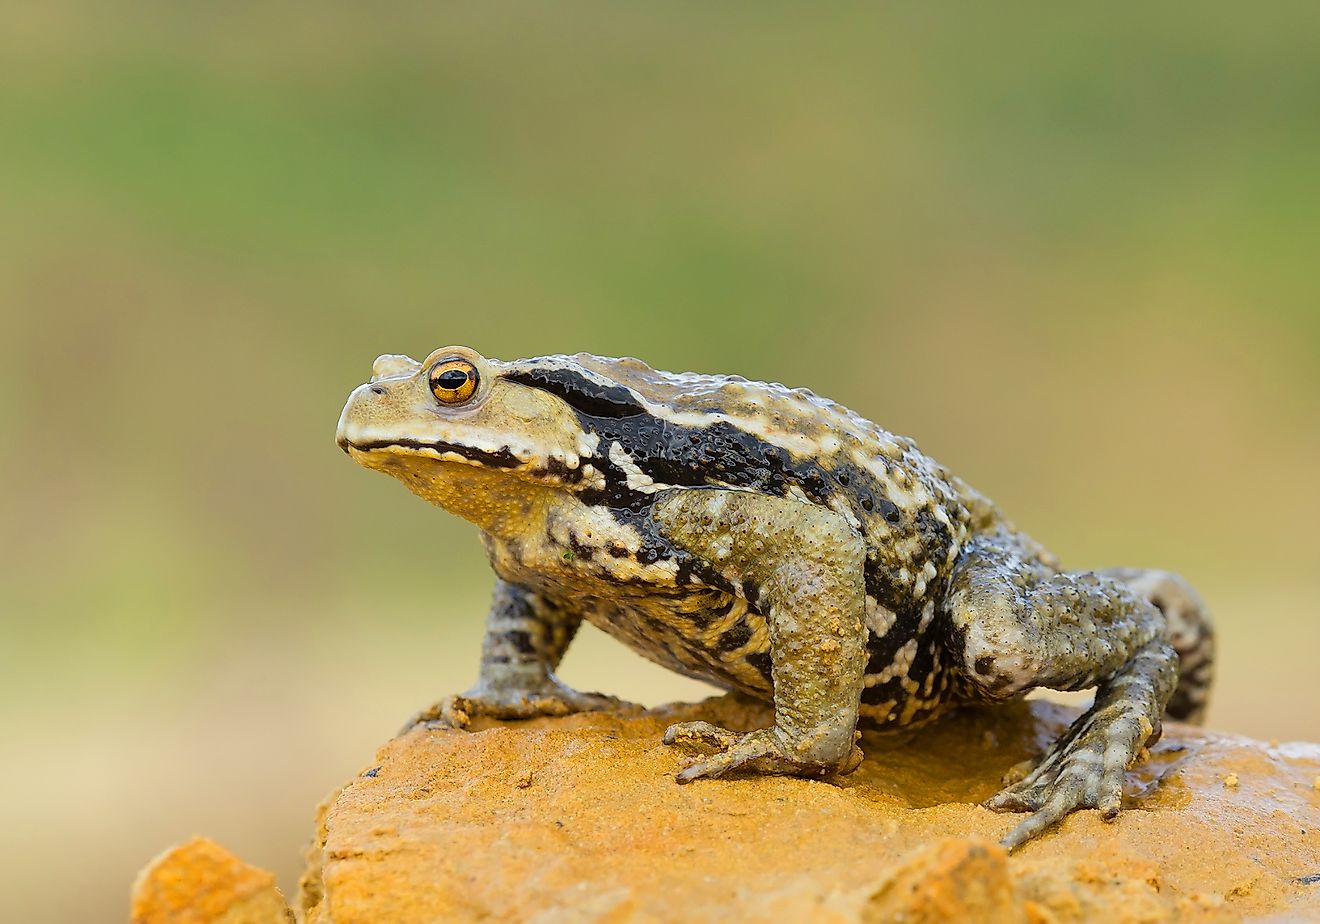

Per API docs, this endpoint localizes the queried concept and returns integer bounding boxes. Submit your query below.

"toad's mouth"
[340,436,524,470]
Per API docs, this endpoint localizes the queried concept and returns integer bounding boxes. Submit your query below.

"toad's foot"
[663,721,863,782]
[986,698,1162,851]
[402,682,635,734]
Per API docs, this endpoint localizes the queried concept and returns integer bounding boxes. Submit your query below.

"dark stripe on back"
[585,415,841,510]
[507,363,842,508]
[504,367,648,419]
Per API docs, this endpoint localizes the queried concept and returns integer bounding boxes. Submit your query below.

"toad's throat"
[346,439,560,539]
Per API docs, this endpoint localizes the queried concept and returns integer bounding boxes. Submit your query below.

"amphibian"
[336,347,1214,848]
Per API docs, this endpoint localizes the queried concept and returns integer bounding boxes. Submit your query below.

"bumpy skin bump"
[336,346,1215,850]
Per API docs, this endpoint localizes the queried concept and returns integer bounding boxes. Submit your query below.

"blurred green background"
[2,3,1318,921]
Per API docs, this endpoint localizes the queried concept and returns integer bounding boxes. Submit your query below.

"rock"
[131,837,294,924]
[292,696,1320,922]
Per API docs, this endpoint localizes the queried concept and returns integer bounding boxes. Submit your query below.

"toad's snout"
[336,381,382,452]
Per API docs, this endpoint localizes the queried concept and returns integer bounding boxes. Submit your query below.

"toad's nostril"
[369,385,387,396]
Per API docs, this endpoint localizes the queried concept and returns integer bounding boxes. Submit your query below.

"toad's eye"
[428,359,479,404]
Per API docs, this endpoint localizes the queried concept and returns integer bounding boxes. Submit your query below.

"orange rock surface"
[131,837,293,924]
[291,696,1320,922]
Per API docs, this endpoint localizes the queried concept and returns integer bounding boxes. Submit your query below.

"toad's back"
[512,352,996,550]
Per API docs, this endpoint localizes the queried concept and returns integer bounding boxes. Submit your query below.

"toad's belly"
[575,590,777,700]
[857,623,958,728]
[572,588,959,729]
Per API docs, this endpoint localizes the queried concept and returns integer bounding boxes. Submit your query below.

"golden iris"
[428,359,479,404]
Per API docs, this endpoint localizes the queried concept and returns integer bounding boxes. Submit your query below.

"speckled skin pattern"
[336,347,1215,849]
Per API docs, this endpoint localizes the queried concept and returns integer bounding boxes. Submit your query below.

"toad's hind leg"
[653,489,868,781]
[1099,568,1214,724]
[947,529,1179,850]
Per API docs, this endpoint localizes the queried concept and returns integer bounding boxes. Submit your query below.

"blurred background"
[2,3,1318,921]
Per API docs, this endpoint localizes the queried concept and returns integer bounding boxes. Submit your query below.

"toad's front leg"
[653,490,868,780]
[405,579,627,732]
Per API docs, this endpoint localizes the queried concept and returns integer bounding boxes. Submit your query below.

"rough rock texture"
[295,696,1320,923]
[131,837,294,924]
